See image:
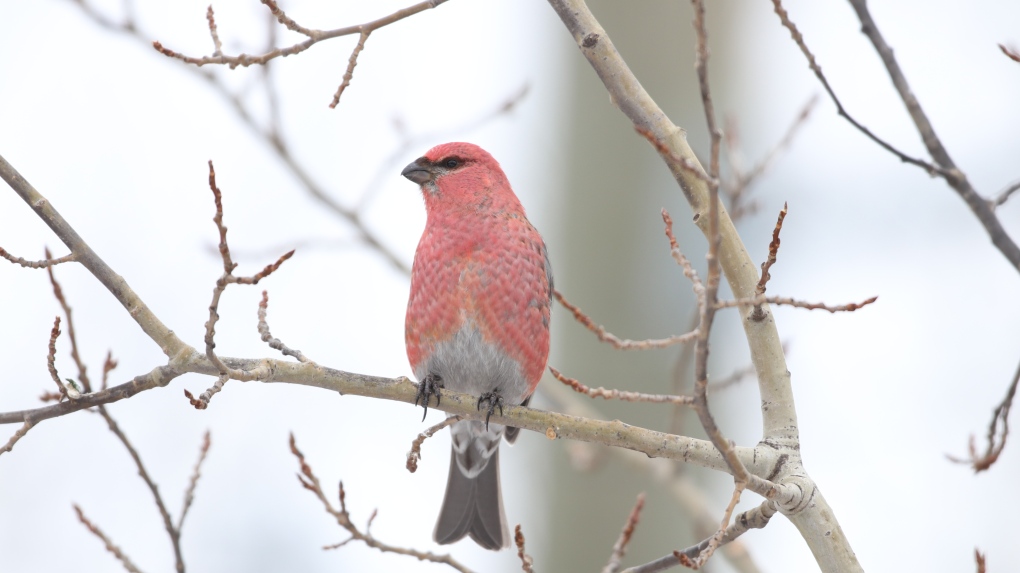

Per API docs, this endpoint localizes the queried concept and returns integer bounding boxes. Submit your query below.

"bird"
[402,142,552,550]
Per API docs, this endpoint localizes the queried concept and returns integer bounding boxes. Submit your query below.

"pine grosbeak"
[402,142,552,550]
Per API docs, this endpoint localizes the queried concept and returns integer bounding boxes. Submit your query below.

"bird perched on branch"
[402,142,552,550]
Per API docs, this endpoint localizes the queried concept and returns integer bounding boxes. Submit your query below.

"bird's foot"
[477,391,505,430]
[415,374,443,422]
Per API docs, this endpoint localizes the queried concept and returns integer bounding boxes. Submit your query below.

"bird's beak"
[401,159,434,185]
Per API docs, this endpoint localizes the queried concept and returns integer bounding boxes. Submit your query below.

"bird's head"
[401,142,522,214]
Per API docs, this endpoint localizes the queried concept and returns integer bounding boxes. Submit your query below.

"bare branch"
[661,209,706,305]
[678,482,745,569]
[177,430,212,532]
[152,0,450,107]
[101,351,118,391]
[975,548,987,573]
[46,250,93,392]
[0,421,34,456]
[73,505,145,573]
[0,366,180,426]
[205,6,223,57]
[716,294,878,313]
[635,126,715,187]
[602,493,646,573]
[754,203,787,297]
[331,30,370,108]
[948,355,1019,472]
[46,317,70,400]
[551,367,693,405]
[289,434,474,572]
[97,408,184,572]
[258,291,313,363]
[0,246,74,268]
[515,525,535,573]
[691,0,721,180]
[406,416,460,473]
[554,289,699,350]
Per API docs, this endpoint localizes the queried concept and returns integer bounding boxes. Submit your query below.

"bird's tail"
[433,445,510,550]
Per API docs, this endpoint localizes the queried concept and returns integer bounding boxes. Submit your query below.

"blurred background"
[1,0,1019,572]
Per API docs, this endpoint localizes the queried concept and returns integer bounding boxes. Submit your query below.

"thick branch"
[2,354,764,476]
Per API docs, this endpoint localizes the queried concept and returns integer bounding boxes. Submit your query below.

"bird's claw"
[477,391,505,430]
[415,374,443,422]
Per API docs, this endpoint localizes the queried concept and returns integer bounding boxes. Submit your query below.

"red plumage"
[403,142,551,550]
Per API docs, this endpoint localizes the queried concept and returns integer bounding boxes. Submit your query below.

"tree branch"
[152,0,450,108]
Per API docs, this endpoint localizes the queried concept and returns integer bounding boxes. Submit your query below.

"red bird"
[402,142,552,550]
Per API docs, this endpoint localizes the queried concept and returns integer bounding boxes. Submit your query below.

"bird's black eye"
[443,158,460,169]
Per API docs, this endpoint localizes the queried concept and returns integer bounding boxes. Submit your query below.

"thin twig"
[662,209,706,305]
[177,430,212,532]
[0,246,74,268]
[0,421,34,456]
[691,0,721,180]
[97,408,185,572]
[755,203,787,297]
[554,289,699,350]
[990,179,1020,210]
[331,30,370,108]
[716,294,878,313]
[289,434,474,572]
[515,525,535,573]
[258,291,312,363]
[678,482,745,569]
[73,505,145,573]
[46,251,93,392]
[602,493,646,573]
[205,6,223,57]
[635,127,715,187]
[975,548,987,573]
[406,416,460,473]
[948,355,1019,472]
[101,351,118,391]
[551,367,693,405]
[46,317,70,400]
